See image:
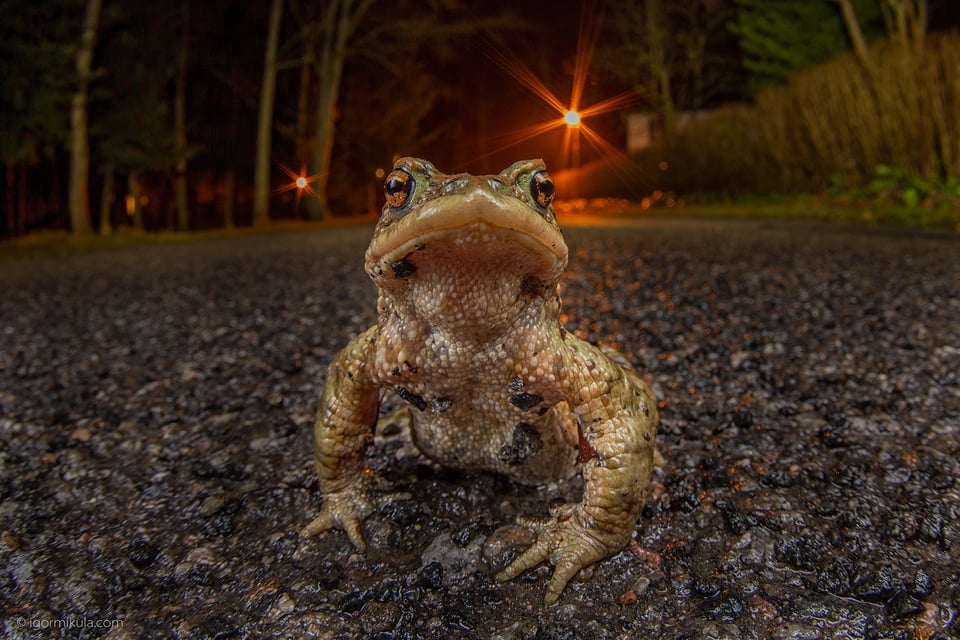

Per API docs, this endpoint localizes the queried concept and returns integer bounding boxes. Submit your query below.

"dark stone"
[886,591,925,620]
[443,599,475,631]
[339,589,368,614]
[716,500,758,535]
[912,569,934,597]
[535,622,579,640]
[817,560,854,596]
[853,567,901,603]
[730,410,753,428]
[776,533,828,571]
[704,594,746,622]
[419,561,444,589]
[128,535,159,569]
[316,560,344,590]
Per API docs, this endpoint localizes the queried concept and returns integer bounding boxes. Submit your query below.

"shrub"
[636,32,960,198]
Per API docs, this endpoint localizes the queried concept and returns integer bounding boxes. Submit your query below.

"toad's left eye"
[531,170,555,208]
[384,169,414,208]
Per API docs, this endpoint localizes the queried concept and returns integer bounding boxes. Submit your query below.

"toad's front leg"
[301,327,399,551]
[497,344,658,603]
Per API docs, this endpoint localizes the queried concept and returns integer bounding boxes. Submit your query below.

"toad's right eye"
[384,169,414,208]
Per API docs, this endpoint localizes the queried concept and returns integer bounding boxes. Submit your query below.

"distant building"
[626,110,715,152]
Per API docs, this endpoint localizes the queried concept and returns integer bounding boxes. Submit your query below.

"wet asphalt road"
[0,218,958,639]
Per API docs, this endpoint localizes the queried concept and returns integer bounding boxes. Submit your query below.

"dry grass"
[644,33,960,197]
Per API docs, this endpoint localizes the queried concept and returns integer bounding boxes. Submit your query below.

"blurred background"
[1,0,958,236]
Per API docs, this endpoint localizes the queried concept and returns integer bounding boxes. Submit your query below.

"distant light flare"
[479,2,649,193]
[277,160,322,208]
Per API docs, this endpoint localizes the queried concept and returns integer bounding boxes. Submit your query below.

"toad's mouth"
[370,221,564,282]
[365,194,568,286]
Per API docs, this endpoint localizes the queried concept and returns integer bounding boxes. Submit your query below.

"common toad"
[302,157,659,602]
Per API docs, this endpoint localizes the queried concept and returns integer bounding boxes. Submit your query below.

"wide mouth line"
[373,219,560,265]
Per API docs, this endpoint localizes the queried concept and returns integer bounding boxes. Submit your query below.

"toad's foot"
[496,503,628,603]
[301,474,408,552]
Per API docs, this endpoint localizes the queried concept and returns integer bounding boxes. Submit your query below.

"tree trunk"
[5,162,15,238]
[18,164,27,236]
[68,0,102,235]
[128,170,144,231]
[305,0,371,220]
[224,166,236,229]
[306,77,340,220]
[174,2,191,231]
[836,0,871,68]
[253,0,284,227]
[293,56,312,221]
[644,0,676,140]
[881,0,927,57]
[295,51,312,165]
[99,164,114,236]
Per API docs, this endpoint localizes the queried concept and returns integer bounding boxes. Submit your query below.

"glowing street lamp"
[277,161,322,214]
[564,110,581,127]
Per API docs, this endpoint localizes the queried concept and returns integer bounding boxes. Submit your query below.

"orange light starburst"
[480,2,649,194]
[276,159,322,210]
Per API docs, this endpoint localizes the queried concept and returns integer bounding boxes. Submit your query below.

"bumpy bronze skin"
[302,157,659,602]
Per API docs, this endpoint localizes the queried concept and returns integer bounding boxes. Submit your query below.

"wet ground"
[1,218,958,639]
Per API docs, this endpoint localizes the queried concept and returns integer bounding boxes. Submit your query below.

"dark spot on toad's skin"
[430,397,452,414]
[507,376,524,392]
[577,420,600,464]
[509,392,543,411]
[391,257,417,278]
[397,386,427,411]
[498,423,543,465]
[643,431,651,441]
[520,274,544,297]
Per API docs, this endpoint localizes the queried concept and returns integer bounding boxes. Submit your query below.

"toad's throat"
[377,225,557,339]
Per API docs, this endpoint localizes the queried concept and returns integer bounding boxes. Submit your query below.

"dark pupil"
[386,176,406,196]
[384,171,412,207]
[538,178,555,199]
[534,174,555,207]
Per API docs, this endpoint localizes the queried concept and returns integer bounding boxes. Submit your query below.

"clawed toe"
[496,508,615,603]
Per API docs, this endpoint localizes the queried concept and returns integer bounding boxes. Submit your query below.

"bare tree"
[99,164,114,235]
[253,0,284,227]
[880,0,927,54]
[602,0,678,139]
[835,0,872,67]
[128,170,144,231]
[301,0,372,220]
[174,2,191,231]
[68,0,102,234]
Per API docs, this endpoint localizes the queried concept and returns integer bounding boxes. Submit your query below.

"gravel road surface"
[1,219,958,639]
